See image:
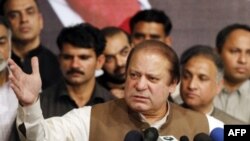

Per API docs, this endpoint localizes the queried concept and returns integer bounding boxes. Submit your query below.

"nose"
[71,57,80,68]
[20,12,28,23]
[238,53,247,64]
[135,76,147,91]
[145,35,151,40]
[115,55,124,67]
[187,78,198,90]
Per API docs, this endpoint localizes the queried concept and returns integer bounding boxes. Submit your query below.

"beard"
[0,54,7,72]
[103,69,126,84]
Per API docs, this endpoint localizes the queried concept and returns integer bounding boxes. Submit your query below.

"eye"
[148,76,158,83]
[229,48,240,54]
[7,12,20,19]
[181,71,191,80]
[199,75,209,81]
[149,35,161,40]
[61,54,72,60]
[105,55,115,63]
[120,47,130,56]
[132,33,145,40]
[129,71,140,79]
[0,38,7,45]
[27,7,36,15]
[79,55,90,60]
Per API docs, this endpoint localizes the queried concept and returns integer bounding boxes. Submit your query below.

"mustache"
[66,68,84,75]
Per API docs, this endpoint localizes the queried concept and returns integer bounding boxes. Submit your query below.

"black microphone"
[143,127,159,141]
[124,130,144,141]
[180,135,189,141]
[193,133,212,141]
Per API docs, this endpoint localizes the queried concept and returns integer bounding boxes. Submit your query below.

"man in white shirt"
[8,40,223,141]
[0,16,18,141]
[214,24,250,123]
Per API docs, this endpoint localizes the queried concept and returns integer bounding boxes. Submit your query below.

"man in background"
[214,23,250,123]
[40,23,114,118]
[97,27,131,98]
[1,0,62,90]
[180,45,245,124]
[130,9,172,47]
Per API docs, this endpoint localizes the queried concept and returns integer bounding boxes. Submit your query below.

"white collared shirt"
[0,82,18,141]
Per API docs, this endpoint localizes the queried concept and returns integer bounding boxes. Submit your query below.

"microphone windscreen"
[143,127,159,141]
[210,127,224,141]
[124,130,143,141]
[193,132,212,141]
[180,135,189,141]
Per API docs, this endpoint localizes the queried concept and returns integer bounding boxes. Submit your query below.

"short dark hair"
[126,40,180,84]
[0,15,11,29]
[101,26,131,43]
[180,45,224,81]
[0,0,40,15]
[129,9,172,36]
[216,23,250,53]
[57,23,105,57]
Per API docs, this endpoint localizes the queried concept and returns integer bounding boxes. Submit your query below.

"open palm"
[8,57,42,106]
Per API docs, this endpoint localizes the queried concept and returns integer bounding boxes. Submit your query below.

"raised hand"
[8,57,42,106]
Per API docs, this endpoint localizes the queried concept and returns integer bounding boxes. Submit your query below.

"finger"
[10,83,22,99]
[9,75,22,99]
[8,58,22,80]
[9,73,21,93]
[31,57,40,75]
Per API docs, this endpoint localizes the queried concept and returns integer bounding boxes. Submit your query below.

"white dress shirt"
[0,82,18,141]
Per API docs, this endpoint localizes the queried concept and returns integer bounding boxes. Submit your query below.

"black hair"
[180,45,224,80]
[57,23,105,57]
[216,23,250,53]
[126,40,180,84]
[129,9,172,35]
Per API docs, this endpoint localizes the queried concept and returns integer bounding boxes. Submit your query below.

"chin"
[130,103,149,112]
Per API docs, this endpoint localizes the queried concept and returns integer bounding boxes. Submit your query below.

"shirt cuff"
[17,98,43,122]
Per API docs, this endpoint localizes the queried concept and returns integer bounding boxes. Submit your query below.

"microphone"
[158,135,178,141]
[210,128,224,141]
[124,130,144,141]
[193,133,212,141]
[180,135,189,141]
[143,127,159,141]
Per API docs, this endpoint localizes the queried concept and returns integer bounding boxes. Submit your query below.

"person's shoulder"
[172,102,205,117]
[92,98,125,110]
[38,45,58,58]
[94,82,114,100]
[212,107,246,125]
[40,81,63,99]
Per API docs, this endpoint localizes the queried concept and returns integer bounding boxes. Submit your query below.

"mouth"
[235,67,248,73]
[19,26,31,33]
[131,95,149,102]
[68,72,84,77]
[185,92,198,98]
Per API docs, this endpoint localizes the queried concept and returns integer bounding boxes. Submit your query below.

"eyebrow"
[106,45,129,56]
[0,36,7,40]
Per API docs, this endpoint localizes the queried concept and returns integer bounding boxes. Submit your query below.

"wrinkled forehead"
[129,49,171,70]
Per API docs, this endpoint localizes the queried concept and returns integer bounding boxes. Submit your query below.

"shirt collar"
[139,101,170,129]
[56,81,107,106]
[222,79,250,96]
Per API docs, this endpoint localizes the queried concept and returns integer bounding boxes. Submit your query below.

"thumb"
[31,57,40,75]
